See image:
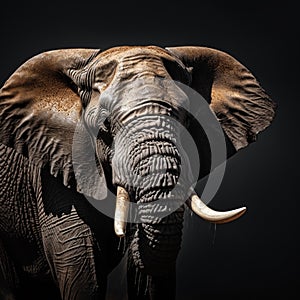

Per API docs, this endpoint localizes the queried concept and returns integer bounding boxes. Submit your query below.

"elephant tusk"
[186,192,246,224]
[114,186,130,237]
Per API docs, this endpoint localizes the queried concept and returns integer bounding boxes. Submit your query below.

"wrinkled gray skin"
[0,46,276,299]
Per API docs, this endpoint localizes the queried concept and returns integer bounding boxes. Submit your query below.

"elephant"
[0,45,276,299]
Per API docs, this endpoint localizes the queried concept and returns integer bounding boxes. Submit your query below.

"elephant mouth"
[114,185,246,237]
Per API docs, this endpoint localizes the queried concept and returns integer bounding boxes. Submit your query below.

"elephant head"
[0,45,276,295]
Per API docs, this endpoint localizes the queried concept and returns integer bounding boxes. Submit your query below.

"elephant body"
[0,45,276,299]
[0,142,123,299]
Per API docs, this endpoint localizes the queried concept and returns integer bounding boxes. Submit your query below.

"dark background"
[0,1,298,299]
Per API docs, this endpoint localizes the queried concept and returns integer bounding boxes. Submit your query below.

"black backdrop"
[0,1,298,299]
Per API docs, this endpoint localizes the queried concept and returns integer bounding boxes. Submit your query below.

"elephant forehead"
[98,45,170,59]
[95,45,183,69]
[92,46,189,87]
[118,56,168,79]
[110,77,169,100]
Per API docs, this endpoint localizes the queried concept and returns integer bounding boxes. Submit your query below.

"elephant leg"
[0,239,18,300]
[41,209,107,300]
[127,252,176,300]
[37,168,125,300]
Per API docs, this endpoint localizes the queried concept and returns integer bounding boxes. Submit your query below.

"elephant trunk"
[112,113,188,276]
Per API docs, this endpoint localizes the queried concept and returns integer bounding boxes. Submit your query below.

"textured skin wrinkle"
[112,114,187,276]
[0,144,51,283]
[0,49,101,191]
[130,210,184,276]
[130,140,180,173]
[40,168,123,299]
[167,46,276,150]
[112,115,184,192]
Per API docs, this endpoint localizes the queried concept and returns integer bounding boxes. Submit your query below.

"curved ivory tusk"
[186,192,246,224]
[114,186,130,237]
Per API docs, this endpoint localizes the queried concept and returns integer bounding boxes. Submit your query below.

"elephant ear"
[166,46,277,151]
[0,48,108,199]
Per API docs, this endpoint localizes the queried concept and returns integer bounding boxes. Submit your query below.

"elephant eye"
[97,108,111,131]
[103,116,111,131]
[97,114,112,146]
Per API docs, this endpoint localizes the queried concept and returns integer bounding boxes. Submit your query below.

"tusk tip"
[213,206,247,224]
[187,193,247,224]
[114,222,126,237]
[115,231,126,238]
